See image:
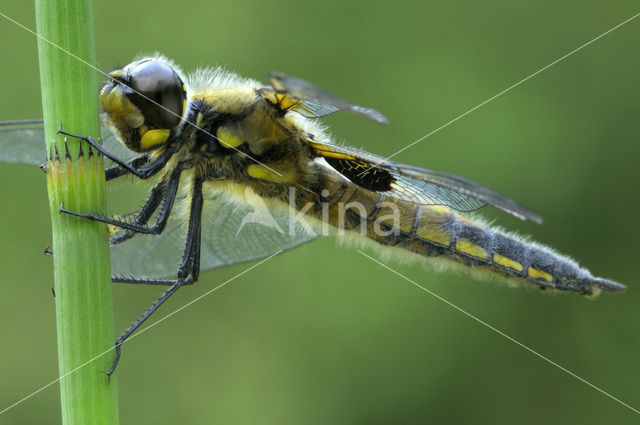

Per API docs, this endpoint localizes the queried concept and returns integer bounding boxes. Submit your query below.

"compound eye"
[128,60,186,129]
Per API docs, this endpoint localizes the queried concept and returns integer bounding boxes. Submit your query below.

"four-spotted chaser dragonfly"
[0,55,625,375]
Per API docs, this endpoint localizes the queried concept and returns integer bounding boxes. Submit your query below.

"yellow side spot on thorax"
[140,129,170,150]
[493,253,523,272]
[247,164,296,184]
[217,126,244,148]
[528,267,553,283]
[456,240,488,259]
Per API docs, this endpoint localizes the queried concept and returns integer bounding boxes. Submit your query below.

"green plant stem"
[35,1,119,424]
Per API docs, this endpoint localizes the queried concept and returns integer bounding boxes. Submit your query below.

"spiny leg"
[109,177,169,246]
[46,135,183,281]
[41,176,170,278]
[107,176,205,378]
[58,127,174,180]
[104,147,177,181]
[105,156,149,181]
[110,177,203,281]
[112,276,177,286]
[179,176,204,282]
[61,167,181,235]
[106,278,186,379]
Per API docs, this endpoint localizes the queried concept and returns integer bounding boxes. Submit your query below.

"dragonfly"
[0,55,625,376]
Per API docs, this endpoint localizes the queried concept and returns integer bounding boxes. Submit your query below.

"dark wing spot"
[324,157,394,192]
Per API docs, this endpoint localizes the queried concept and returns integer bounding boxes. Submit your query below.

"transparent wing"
[310,140,542,223]
[263,72,389,124]
[110,190,317,278]
[0,120,49,165]
[0,119,136,165]
[0,120,314,278]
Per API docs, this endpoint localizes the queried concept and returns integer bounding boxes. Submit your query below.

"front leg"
[105,156,149,181]
[109,176,169,246]
[60,167,182,234]
[58,127,174,180]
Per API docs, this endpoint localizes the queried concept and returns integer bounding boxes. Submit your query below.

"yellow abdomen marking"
[493,253,523,272]
[456,240,487,259]
[416,225,450,246]
[140,129,170,150]
[528,267,553,283]
[217,126,244,148]
[247,164,296,184]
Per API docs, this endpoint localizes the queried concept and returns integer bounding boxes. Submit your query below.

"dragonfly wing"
[309,139,542,223]
[0,119,136,166]
[110,189,317,278]
[0,120,48,165]
[199,192,317,270]
[261,72,389,124]
[0,121,315,277]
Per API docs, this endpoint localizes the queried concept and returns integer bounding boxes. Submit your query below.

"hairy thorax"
[186,90,320,200]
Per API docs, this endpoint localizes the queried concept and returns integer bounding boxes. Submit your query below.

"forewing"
[110,190,317,278]
[265,72,389,124]
[0,120,313,278]
[0,120,48,165]
[310,140,542,223]
[0,119,136,166]
[390,163,542,223]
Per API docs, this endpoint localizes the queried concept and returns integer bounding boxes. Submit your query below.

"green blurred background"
[1,1,639,424]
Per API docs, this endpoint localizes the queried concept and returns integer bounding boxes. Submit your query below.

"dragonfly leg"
[109,177,169,246]
[105,156,148,181]
[61,167,181,234]
[58,127,174,180]
[181,176,203,281]
[112,276,195,286]
[106,175,204,378]
[106,276,187,379]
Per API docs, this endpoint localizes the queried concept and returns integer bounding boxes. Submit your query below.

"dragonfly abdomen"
[403,209,625,296]
[313,177,624,296]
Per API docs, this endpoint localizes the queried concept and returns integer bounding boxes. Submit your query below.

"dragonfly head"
[100,58,187,152]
